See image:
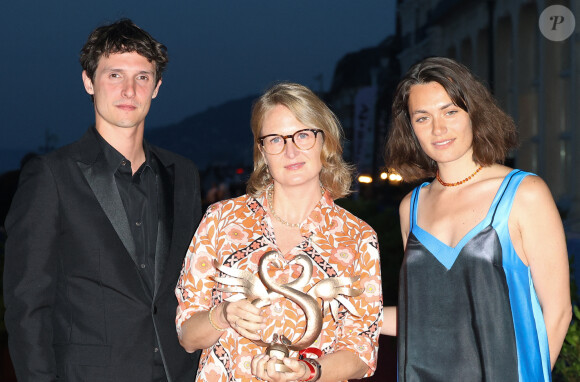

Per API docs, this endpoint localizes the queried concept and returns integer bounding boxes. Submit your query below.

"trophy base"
[266,343,292,373]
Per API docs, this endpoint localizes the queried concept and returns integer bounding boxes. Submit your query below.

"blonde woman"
[176,83,383,382]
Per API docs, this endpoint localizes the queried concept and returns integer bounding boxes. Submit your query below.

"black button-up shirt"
[96,132,159,293]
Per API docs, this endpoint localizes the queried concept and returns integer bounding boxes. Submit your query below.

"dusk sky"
[1,1,396,153]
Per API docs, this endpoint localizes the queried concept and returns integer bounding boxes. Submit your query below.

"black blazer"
[3,128,202,381]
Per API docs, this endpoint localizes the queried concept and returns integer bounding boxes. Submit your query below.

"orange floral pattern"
[361,275,382,304]
[176,191,383,382]
[194,253,214,275]
[330,245,356,266]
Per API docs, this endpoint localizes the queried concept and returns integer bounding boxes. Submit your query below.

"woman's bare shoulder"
[399,190,413,216]
[514,173,553,207]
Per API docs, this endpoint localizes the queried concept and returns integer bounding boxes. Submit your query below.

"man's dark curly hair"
[80,18,168,83]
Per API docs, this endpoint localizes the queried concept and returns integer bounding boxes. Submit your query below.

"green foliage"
[554,305,580,382]
[554,255,580,382]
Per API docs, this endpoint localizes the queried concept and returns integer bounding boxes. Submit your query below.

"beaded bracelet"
[208,305,227,331]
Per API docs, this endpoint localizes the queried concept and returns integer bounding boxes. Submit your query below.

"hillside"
[146,95,258,170]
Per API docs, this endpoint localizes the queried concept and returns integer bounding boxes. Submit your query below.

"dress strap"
[409,182,429,232]
[490,170,531,225]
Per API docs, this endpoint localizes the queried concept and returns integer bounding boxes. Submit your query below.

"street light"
[358,175,373,184]
[380,169,403,184]
[388,172,403,184]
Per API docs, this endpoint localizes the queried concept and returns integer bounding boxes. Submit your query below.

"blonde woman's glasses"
[258,129,323,155]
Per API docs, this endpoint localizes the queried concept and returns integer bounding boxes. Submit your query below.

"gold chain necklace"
[266,184,324,228]
[436,165,483,187]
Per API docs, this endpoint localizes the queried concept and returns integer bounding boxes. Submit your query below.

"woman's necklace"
[267,185,300,228]
[436,165,483,187]
[266,184,324,228]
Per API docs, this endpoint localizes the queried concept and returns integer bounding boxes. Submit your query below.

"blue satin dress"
[398,170,551,381]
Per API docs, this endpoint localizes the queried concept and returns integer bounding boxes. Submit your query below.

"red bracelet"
[299,359,316,381]
[299,347,323,359]
[298,347,322,381]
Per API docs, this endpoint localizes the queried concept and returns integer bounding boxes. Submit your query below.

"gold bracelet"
[208,305,228,331]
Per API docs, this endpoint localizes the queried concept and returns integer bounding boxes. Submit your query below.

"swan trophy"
[213,250,363,372]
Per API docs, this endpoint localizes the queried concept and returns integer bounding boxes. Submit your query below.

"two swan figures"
[213,250,364,357]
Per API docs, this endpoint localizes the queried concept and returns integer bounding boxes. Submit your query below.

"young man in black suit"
[3,19,201,381]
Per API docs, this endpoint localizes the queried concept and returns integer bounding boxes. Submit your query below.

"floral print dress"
[176,191,383,382]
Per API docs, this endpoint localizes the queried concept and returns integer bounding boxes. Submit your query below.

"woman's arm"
[313,350,368,381]
[380,306,397,336]
[178,303,228,352]
[331,223,383,378]
[175,202,267,352]
[178,300,265,353]
[512,176,572,368]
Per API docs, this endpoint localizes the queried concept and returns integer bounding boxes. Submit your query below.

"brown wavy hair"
[247,82,354,199]
[385,57,518,182]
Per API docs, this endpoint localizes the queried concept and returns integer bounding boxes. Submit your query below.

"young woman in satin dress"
[381,57,571,382]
